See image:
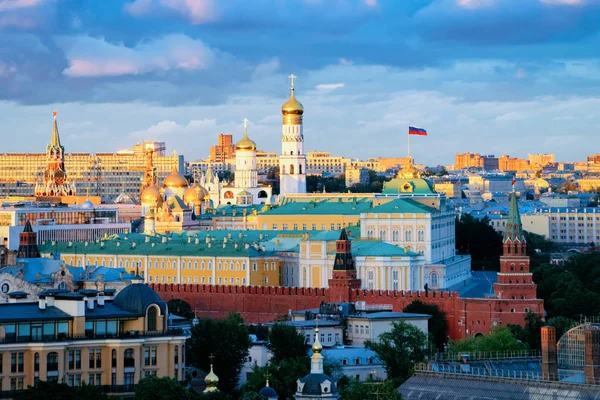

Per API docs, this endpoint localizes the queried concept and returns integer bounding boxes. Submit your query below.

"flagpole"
[407,122,411,159]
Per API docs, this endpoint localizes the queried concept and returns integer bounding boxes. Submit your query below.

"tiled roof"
[261,198,373,216]
[367,198,437,214]
[342,240,420,257]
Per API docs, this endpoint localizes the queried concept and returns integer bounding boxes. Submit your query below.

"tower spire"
[51,110,61,148]
[503,189,525,245]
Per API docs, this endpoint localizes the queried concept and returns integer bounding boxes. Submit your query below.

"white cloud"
[58,34,216,78]
[539,0,586,5]
[124,0,216,24]
[456,0,495,9]
[0,0,53,11]
[316,83,345,91]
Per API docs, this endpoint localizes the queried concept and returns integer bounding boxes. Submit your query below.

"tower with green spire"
[493,183,537,300]
[35,111,76,197]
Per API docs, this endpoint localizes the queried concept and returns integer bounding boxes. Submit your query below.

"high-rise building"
[498,154,530,172]
[527,153,555,167]
[209,133,235,163]
[279,75,307,195]
[454,153,498,170]
[0,114,182,201]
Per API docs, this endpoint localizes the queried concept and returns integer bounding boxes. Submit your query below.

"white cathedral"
[198,75,307,207]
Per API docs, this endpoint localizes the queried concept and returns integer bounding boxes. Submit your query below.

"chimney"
[46,295,55,307]
[145,236,150,243]
[584,328,600,385]
[541,326,558,381]
[97,293,105,307]
[195,238,200,244]
[38,298,46,310]
[87,297,95,310]
[187,237,192,244]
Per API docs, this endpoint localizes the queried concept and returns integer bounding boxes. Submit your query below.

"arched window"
[379,230,386,241]
[392,269,399,291]
[418,230,424,242]
[174,345,179,365]
[147,306,158,331]
[405,230,412,241]
[392,231,399,241]
[299,165,303,174]
[290,164,295,174]
[431,272,438,287]
[281,165,286,174]
[124,348,135,367]
[47,352,58,372]
[112,349,117,368]
[34,353,39,373]
[367,270,374,290]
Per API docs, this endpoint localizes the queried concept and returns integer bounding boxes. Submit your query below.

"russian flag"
[409,125,427,136]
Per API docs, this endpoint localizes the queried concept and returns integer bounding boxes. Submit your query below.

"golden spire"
[312,317,323,354]
[204,354,219,393]
[50,110,61,148]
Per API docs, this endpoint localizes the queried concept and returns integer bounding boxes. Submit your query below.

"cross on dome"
[288,74,297,90]
[243,117,249,133]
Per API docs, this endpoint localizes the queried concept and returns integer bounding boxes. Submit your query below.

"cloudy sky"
[1,0,599,165]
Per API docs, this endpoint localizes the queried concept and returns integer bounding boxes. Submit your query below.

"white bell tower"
[279,74,307,196]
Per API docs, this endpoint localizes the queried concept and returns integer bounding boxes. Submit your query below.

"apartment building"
[209,134,235,163]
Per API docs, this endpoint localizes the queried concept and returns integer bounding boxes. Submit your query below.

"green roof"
[367,198,437,214]
[338,240,420,257]
[261,198,373,216]
[503,192,526,243]
[382,177,436,195]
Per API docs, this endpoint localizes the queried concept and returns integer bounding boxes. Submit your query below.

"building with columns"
[279,75,307,196]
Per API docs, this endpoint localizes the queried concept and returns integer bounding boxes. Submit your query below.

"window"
[293,224,298,230]
[47,352,58,372]
[392,230,399,241]
[151,346,157,366]
[148,306,157,331]
[418,230,424,241]
[367,270,374,290]
[327,333,332,343]
[355,325,358,334]
[253,263,257,271]
[89,349,102,369]
[208,262,212,270]
[264,277,268,285]
[68,350,81,370]
[10,378,23,391]
[34,353,39,372]
[111,350,117,368]
[302,224,307,230]
[431,272,438,287]
[218,262,222,270]
[330,223,335,230]
[272,224,278,230]
[144,347,150,366]
[360,325,364,334]
[405,230,412,241]
[283,224,288,230]
[124,348,135,368]
[379,230,386,241]
[312,224,316,230]
[392,269,399,291]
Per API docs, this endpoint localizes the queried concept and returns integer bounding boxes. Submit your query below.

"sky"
[1,0,600,165]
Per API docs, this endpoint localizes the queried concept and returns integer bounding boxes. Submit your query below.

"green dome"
[113,284,166,315]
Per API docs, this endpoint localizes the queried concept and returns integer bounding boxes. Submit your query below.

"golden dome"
[163,169,189,189]
[198,185,209,200]
[282,90,304,115]
[184,184,200,204]
[312,327,323,354]
[204,364,219,393]
[140,185,162,205]
[235,131,257,151]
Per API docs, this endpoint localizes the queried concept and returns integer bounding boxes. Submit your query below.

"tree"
[167,299,195,320]
[455,214,503,271]
[198,392,232,400]
[243,357,310,400]
[365,321,430,385]
[266,323,307,363]
[15,381,109,400]
[135,376,195,400]
[240,392,265,400]
[448,326,527,353]
[338,379,402,400]
[187,313,251,393]
[523,311,545,350]
[547,316,577,340]
[403,300,448,351]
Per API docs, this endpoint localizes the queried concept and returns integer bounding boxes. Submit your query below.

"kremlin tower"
[493,182,537,300]
[279,74,307,196]
[234,118,258,190]
[328,229,361,303]
[35,111,76,197]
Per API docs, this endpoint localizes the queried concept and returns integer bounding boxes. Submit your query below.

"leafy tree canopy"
[448,326,527,354]
[338,379,403,400]
[135,376,195,400]
[455,214,502,271]
[403,300,448,351]
[266,323,307,363]
[167,299,195,320]
[187,313,251,393]
[365,321,430,385]
[15,381,110,400]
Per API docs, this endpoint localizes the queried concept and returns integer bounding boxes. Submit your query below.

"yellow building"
[40,232,281,287]
[0,283,187,393]
[434,182,462,199]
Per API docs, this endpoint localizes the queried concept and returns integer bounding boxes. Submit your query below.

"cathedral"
[34,111,76,197]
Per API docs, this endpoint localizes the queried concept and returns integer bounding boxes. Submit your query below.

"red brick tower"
[17,220,40,259]
[493,183,537,299]
[328,229,361,303]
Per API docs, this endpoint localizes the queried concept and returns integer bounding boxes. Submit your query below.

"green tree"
[240,392,265,400]
[167,299,195,320]
[365,321,430,385]
[135,375,195,400]
[187,313,251,393]
[15,381,110,400]
[243,357,310,400]
[455,214,503,271]
[523,311,545,350]
[547,316,577,340]
[338,379,402,400]
[403,300,448,351]
[198,392,232,400]
[266,323,307,363]
[448,326,527,353]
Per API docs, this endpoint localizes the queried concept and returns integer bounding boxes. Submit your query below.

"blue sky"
[1,0,600,165]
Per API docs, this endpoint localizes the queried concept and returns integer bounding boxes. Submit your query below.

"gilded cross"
[243,118,248,133]
[209,353,215,364]
[288,74,297,90]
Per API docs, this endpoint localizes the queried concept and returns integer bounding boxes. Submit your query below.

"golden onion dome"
[204,364,219,392]
[198,185,209,200]
[282,90,304,115]
[235,131,257,151]
[140,184,162,205]
[163,169,189,189]
[183,184,201,204]
[312,327,323,354]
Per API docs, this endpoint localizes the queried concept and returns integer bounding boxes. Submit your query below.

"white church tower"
[279,74,307,196]
[234,118,258,189]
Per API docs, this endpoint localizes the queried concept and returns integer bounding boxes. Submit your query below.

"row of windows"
[273,223,351,231]
[366,230,426,242]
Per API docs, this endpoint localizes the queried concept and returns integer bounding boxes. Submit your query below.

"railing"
[0,328,189,344]
[433,350,541,361]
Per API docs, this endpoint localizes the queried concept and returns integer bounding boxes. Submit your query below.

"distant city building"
[454,153,498,170]
[345,166,369,188]
[531,207,600,247]
[0,114,182,202]
[578,177,600,192]
[209,133,235,163]
[498,154,530,172]
[306,151,351,176]
[434,181,462,199]
[587,153,600,173]
[528,153,555,167]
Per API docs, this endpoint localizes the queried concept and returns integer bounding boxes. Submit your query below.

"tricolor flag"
[409,125,427,136]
